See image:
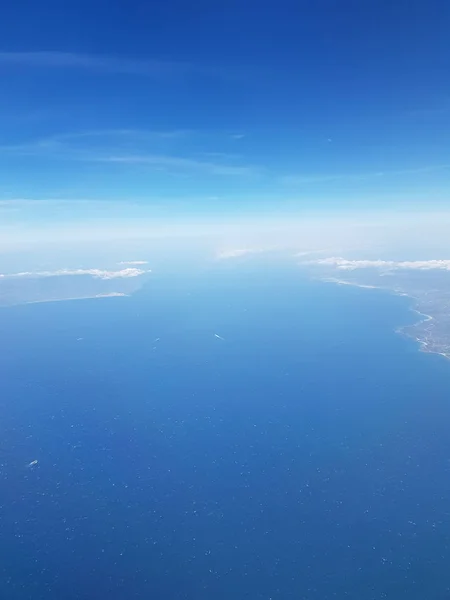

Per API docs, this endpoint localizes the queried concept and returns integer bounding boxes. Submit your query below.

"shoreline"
[0,292,129,309]
[25,293,129,305]
[320,276,450,363]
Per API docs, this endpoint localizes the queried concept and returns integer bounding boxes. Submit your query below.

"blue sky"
[1,0,450,220]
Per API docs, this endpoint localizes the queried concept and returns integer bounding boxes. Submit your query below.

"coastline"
[25,293,129,305]
[320,276,450,363]
[0,292,129,309]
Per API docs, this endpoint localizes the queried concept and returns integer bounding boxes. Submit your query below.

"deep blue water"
[1,264,450,600]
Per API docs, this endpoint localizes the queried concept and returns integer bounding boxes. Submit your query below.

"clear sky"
[1,0,450,222]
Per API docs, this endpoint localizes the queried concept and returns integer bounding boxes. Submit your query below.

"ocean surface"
[1,263,450,600]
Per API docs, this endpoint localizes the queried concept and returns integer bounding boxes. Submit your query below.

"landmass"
[0,267,150,307]
[300,259,450,361]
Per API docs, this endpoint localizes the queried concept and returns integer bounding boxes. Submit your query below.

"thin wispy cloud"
[45,129,191,143]
[282,164,450,186]
[0,51,246,82]
[0,129,190,156]
[406,101,450,118]
[0,129,258,177]
[104,154,258,176]
[0,198,139,208]
[0,51,201,78]
[281,173,371,185]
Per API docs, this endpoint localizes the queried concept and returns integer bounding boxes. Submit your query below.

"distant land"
[0,267,150,307]
[301,259,450,361]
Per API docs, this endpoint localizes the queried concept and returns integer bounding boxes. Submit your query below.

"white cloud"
[1,267,149,279]
[305,257,450,271]
[118,260,149,265]
[95,292,128,298]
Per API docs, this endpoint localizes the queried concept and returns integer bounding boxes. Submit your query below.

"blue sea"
[1,263,450,600]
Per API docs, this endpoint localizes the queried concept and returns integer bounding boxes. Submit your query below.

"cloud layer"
[306,257,450,271]
[0,267,149,280]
